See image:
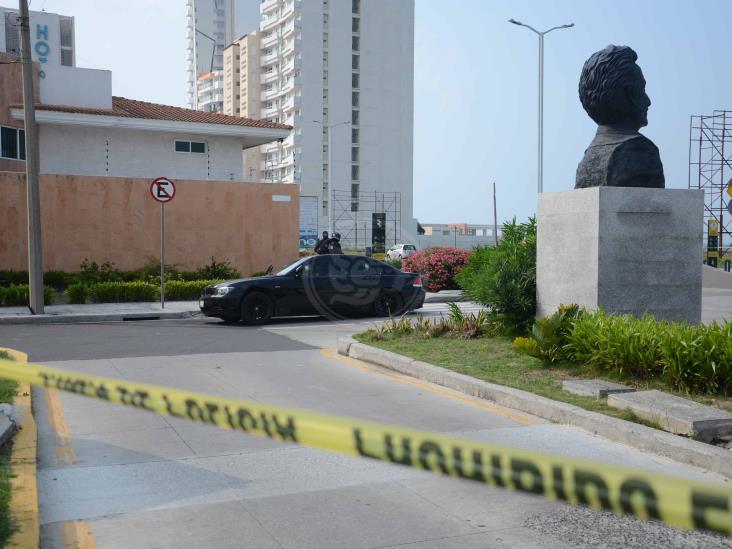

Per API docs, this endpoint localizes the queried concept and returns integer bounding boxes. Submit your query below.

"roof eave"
[9,108,291,140]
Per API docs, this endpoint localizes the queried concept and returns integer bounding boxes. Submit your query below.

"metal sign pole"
[161,203,165,309]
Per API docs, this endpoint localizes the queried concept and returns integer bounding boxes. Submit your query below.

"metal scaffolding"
[689,110,732,261]
[331,190,401,250]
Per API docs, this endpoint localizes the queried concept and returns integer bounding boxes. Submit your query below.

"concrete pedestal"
[537,187,703,324]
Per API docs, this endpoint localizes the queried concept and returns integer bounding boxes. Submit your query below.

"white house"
[5,64,291,181]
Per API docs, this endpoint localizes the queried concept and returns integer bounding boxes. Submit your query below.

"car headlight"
[213,286,234,297]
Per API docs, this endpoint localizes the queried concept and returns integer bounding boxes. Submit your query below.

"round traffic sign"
[150,177,176,203]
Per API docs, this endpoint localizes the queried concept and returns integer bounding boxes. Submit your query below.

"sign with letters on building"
[299,196,319,249]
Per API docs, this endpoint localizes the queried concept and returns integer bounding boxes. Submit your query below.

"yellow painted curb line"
[1,348,39,549]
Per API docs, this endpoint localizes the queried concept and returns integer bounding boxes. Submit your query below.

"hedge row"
[67,280,223,304]
[0,285,53,306]
[514,306,732,395]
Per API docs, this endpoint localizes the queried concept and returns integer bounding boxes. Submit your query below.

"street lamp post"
[314,119,351,234]
[509,19,574,194]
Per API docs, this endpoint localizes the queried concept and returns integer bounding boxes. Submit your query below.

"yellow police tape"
[1,358,730,536]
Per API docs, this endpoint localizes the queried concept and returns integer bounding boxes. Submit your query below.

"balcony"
[282,17,302,40]
[282,0,302,20]
[261,13,281,32]
[282,37,301,57]
[261,31,280,49]
[260,0,279,13]
[261,87,280,101]
[260,50,280,66]
[281,56,302,76]
[262,105,280,118]
[261,69,279,84]
[282,95,301,113]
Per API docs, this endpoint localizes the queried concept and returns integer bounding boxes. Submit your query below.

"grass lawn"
[0,350,18,545]
[353,332,730,427]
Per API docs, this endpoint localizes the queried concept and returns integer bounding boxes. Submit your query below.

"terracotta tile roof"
[12,96,292,130]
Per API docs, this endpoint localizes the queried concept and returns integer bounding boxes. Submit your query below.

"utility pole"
[493,182,498,246]
[19,0,44,314]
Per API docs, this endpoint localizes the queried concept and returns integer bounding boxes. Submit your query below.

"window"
[352,36,359,51]
[351,147,359,162]
[352,73,359,88]
[352,112,359,127]
[1,126,25,160]
[175,140,207,154]
[352,0,360,14]
[351,183,359,212]
[352,54,359,70]
[351,165,359,181]
[352,18,360,32]
[352,91,359,107]
[351,128,359,142]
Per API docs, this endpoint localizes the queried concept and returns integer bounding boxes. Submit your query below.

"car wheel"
[373,292,404,317]
[240,291,274,325]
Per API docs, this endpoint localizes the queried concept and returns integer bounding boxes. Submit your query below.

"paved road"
[2,303,731,548]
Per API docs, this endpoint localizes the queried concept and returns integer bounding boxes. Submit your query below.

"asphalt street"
[2,302,732,548]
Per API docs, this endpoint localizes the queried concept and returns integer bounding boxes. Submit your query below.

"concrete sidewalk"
[0,290,467,325]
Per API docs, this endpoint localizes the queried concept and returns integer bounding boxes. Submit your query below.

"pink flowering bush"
[403,247,471,292]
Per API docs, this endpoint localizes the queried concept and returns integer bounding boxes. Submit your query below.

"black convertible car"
[199,255,426,324]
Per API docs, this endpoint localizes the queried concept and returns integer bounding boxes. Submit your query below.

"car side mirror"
[265,264,273,275]
[293,266,303,278]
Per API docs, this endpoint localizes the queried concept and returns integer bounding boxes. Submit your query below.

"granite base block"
[537,187,703,323]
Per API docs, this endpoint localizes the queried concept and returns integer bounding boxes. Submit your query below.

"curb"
[0,348,39,549]
[338,337,732,480]
[423,292,468,304]
[0,310,197,325]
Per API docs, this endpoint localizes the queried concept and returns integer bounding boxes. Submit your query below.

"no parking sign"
[150,177,176,203]
[150,177,176,308]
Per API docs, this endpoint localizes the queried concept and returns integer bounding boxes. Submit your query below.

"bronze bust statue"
[575,45,665,189]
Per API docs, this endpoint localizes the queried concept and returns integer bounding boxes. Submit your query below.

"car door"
[271,258,314,316]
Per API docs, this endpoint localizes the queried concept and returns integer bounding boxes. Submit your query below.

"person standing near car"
[315,231,329,255]
[327,233,343,254]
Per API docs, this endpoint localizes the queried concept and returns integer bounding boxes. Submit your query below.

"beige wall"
[0,172,299,275]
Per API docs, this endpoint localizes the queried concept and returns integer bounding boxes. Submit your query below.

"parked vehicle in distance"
[199,255,425,325]
[386,243,417,260]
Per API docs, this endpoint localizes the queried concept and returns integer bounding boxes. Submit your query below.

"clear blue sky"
[37,0,732,225]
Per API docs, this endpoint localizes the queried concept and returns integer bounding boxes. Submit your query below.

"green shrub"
[565,310,665,380]
[163,280,221,301]
[456,217,536,334]
[67,283,89,304]
[0,270,28,287]
[0,284,53,306]
[79,259,124,284]
[660,322,732,394]
[518,304,584,364]
[385,258,403,271]
[516,306,732,394]
[44,270,74,290]
[194,257,240,280]
[90,282,158,303]
[249,271,267,278]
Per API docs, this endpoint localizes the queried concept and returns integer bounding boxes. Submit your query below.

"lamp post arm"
[543,23,574,35]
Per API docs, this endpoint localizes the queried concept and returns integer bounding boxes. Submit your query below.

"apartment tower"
[252,0,415,243]
[186,0,236,111]
[223,31,262,181]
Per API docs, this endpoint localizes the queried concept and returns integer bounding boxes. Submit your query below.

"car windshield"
[404,245,416,250]
[275,256,311,276]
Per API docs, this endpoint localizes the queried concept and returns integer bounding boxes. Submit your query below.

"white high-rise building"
[186,0,236,111]
[255,0,416,244]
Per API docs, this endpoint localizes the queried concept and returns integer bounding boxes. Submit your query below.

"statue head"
[578,45,651,131]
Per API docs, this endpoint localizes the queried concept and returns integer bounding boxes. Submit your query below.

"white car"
[386,244,417,260]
